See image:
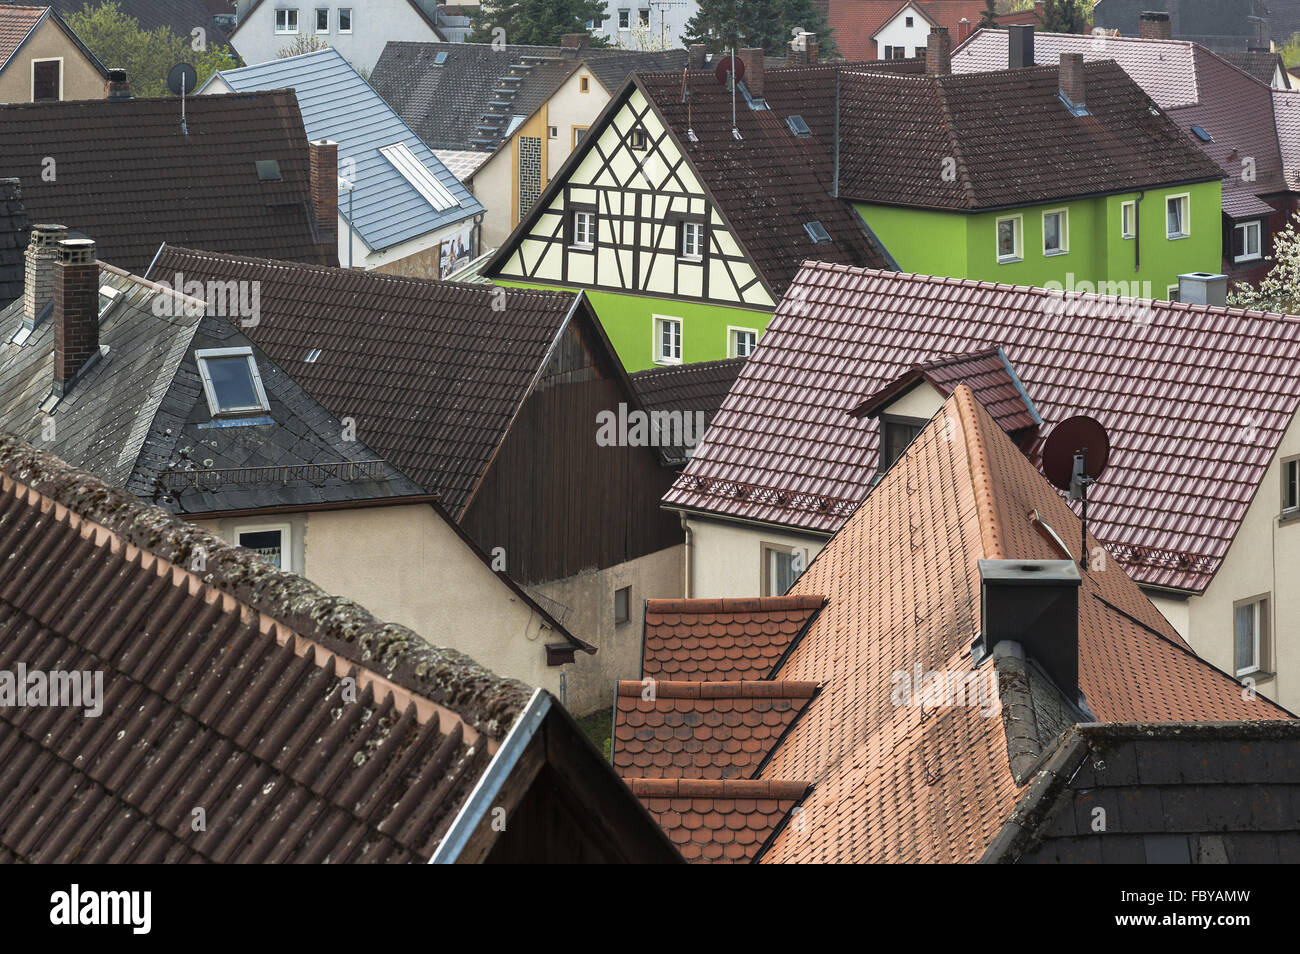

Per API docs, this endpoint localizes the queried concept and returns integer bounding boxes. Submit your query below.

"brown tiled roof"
[1218,49,1289,86]
[0,92,334,274]
[628,778,807,863]
[828,0,990,59]
[641,595,824,680]
[667,263,1300,593]
[148,246,581,518]
[628,358,747,461]
[1275,90,1300,192]
[0,435,537,862]
[0,5,43,69]
[837,59,1223,210]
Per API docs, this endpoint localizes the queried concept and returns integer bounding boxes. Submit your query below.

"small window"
[762,545,804,597]
[679,221,704,259]
[305,347,322,363]
[1121,200,1136,239]
[571,210,595,248]
[97,285,119,317]
[433,51,449,65]
[256,159,282,181]
[572,125,588,146]
[1166,193,1190,239]
[654,315,682,364]
[548,125,558,139]
[614,585,630,624]
[804,221,831,244]
[883,46,893,60]
[1167,284,1179,301]
[629,127,647,150]
[275,8,299,34]
[315,7,328,32]
[1233,596,1269,677]
[237,525,291,571]
[996,215,1022,262]
[1233,220,1263,262]
[892,46,905,59]
[195,347,271,417]
[786,114,811,138]
[32,59,60,101]
[1282,457,1299,515]
[338,7,352,32]
[880,419,923,472]
[638,7,650,25]
[905,15,914,26]
[580,75,590,93]
[729,327,757,357]
[1043,209,1068,255]
[1191,125,1212,142]
[618,8,629,28]
[914,47,926,57]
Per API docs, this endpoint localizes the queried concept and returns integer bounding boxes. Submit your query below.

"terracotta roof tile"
[627,779,807,863]
[0,5,43,69]
[642,595,825,680]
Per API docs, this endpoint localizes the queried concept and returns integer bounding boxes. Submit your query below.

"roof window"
[196,347,271,418]
[786,114,811,138]
[380,142,458,212]
[255,159,282,181]
[1191,125,1213,142]
[434,52,449,65]
[804,221,831,244]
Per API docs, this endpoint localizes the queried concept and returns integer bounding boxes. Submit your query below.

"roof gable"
[232,0,444,42]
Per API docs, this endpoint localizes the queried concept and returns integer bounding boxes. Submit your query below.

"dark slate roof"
[1218,48,1290,85]
[42,0,233,44]
[370,40,688,152]
[0,91,335,275]
[984,722,1300,863]
[1092,0,1269,51]
[0,433,537,862]
[629,357,746,460]
[0,178,26,309]
[149,246,586,518]
[0,263,423,515]
[837,60,1224,211]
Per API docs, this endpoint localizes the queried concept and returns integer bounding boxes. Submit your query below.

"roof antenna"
[167,63,198,136]
[714,47,744,140]
[1043,416,1111,571]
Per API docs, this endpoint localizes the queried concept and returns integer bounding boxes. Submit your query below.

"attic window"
[256,159,282,181]
[97,285,119,317]
[1191,125,1213,142]
[786,114,811,138]
[305,348,322,363]
[195,347,271,418]
[804,221,831,244]
[630,126,648,150]
[434,52,449,65]
[380,142,458,212]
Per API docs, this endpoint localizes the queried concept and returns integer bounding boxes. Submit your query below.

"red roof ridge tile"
[645,595,825,614]
[616,679,820,699]
[628,778,809,799]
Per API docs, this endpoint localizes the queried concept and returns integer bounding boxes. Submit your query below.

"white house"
[228,0,445,71]
[592,0,698,50]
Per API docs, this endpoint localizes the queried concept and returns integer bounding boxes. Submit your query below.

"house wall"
[684,514,830,598]
[873,6,931,60]
[593,1,698,50]
[344,212,477,276]
[230,0,441,71]
[472,148,516,248]
[0,18,103,103]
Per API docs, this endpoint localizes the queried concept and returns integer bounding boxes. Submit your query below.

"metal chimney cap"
[978,559,1081,585]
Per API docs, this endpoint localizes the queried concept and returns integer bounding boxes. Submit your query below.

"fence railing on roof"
[159,460,389,491]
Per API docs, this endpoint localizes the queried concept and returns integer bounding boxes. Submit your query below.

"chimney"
[979,559,1082,701]
[738,48,764,97]
[23,224,66,328]
[104,68,131,101]
[926,27,951,76]
[1034,0,1045,18]
[1008,24,1035,68]
[1059,52,1086,108]
[53,238,99,392]
[804,33,819,64]
[308,139,338,246]
[956,18,974,45]
[1138,10,1172,40]
[560,33,590,50]
[688,43,707,70]
[1177,272,1228,307]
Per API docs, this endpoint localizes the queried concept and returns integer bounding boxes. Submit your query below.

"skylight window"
[434,52,449,65]
[379,142,458,212]
[786,114,811,138]
[195,347,271,418]
[804,221,831,244]
[305,348,322,363]
[255,159,281,181]
[1191,125,1213,142]
[98,285,119,317]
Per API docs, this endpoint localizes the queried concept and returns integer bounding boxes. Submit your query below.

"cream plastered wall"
[0,19,103,103]
[684,515,830,599]
[545,67,607,176]
[470,146,514,248]
[881,382,945,421]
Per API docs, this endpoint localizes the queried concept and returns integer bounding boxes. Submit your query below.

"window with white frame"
[275,8,299,33]
[1167,284,1179,301]
[729,327,757,357]
[618,8,629,28]
[571,209,595,248]
[1042,209,1068,255]
[638,7,649,24]
[679,220,704,259]
[1166,193,1190,238]
[1121,200,1136,239]
[97,285,119,317]
[32,59,61,101]
[996,215,1022,262]
[1283,457,1299,515]
[338,7,352,32]
[655,315,682,364]
[1233,595,1268,677]
[1233,220,1262,262]
[762,544,805,596]
[315,7,328,31]
[195,347,271,417]
[236,524,292,571]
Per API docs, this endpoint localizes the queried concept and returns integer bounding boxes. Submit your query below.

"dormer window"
[196,347,271,418]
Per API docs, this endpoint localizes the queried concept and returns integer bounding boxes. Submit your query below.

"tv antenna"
[715,50,743,139]
[1042,416,1110,571]
[168,63,198,135]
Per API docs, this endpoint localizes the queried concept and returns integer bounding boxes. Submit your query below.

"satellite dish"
[1041,415,1110,571]
[715,55,744,86]
[168,63,198,97]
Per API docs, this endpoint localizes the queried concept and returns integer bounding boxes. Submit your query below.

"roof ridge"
[951,384,1006,560]
[646,595,824,613]
[627,778,808,798]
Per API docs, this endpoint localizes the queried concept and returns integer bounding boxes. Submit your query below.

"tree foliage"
[1038,0,1089,33]
[278,34,330,58]
[979,0,1000,29]
[469,0,610,47]
[682,0,836,56]
[66,2,237,98]
[1227,213,1300,315]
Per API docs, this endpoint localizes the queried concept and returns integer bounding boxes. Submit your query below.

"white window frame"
[338,7,353,33]
[1282,457,1300,515]
[638,7,650,25]
[618,8,630,29]
[680,221,704,260]
[728,326,758,358]
[654,315,682,365]
[314,7,329,32]
[1166,192,1190,239]
[195,346,272,417]
[1233,220,1263,262]
[1233,596,1268,677]
[1121,200,1136,239]
[274,8,300,34]
[31,57,63,101]
[1167,284,1179,301]
[571,210,595,249]
[995,214,1023,263]
[234,522,294,572]
[1042,208,1069,255]
[761,543,806,597]
[97,284,120,318]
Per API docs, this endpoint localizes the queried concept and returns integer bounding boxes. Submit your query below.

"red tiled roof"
[1275,90,1300,192]
[628,779,807,863]
[666,263,1300,593]
[642,595,824,680]
[0,5,43,69]
[829,0,989,59]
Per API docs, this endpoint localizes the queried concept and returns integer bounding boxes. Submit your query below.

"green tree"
[1227,213,1300,315]
[470,0,610,47]
[979,0,1000,29]
[1281,32,1300,69]
[682,0,836,56]
[66,2,237,98]
[1039,0,1088,33]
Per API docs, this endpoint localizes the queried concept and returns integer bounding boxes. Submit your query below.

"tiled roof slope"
[1218,49,1289,86]
[665,263,1300,593]
[1092,0,1268,52]
[628,778,806,863]
[636,65,895,297]
[0,4,43,67]
[0,435,534,862]
[1275,90,1300,191]
[0,92,334,274]
[629,357,746,461]
[205,48,482,252]
[0,178,26,308]
[754,387,1289,864]
[641,595,824,680]
[148,246,581,518]
[837,60,1223,210]
[43,0,233,44]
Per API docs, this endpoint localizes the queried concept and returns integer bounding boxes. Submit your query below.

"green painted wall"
[857,181,1222,298]
[498,281,772,372]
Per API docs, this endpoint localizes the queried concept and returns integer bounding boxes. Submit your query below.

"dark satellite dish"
[1042,415,1110,570]
[167,63,198,97]
[715,55,744,86]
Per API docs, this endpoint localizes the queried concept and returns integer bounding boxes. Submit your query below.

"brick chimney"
[926,27,951,76]
[688,43,707,70]
[1008,24,1034,68]
[1138,10,1172,40]
[560,32,590,50]
[956,18,974,45]
[738,48,765,96]
[806,34,819,64]
[104,68,131,101]
[1059,52,1086,108]
[308,139,338,245]
[53,238,98,392]
[23,223,66,328]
